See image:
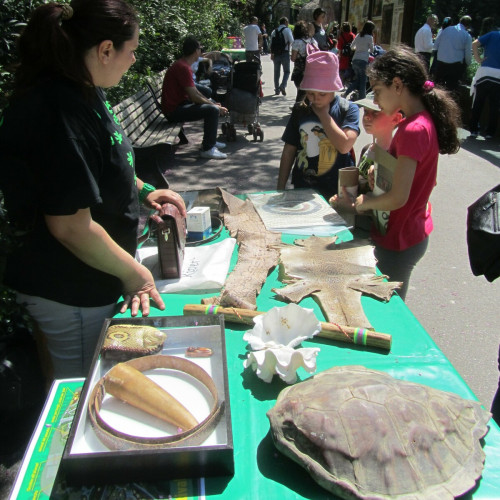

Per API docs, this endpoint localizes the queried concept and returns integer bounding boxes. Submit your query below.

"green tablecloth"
[11,226,500,499]
[156,229,500,498]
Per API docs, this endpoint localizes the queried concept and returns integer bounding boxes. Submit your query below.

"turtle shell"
[267,365,491,500]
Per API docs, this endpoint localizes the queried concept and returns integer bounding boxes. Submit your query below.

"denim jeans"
[196,83,213,99]
[273,53,291,91]
[167,102,220,151]
[16,292,116,378]
[347,59,369,99]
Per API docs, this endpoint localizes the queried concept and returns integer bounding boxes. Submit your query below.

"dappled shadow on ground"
[161,58,296,195]
[459,129,500,168]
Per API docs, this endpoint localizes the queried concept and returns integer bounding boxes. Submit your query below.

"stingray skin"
[273,236,401,328]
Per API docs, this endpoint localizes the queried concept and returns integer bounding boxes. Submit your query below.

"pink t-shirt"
[161,59,195,114]
[371,111,439,251]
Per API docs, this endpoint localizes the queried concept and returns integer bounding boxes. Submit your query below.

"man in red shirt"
[161,36,228,159]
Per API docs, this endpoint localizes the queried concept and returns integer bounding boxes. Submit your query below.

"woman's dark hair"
[14,0,139,94]
[442,17,453,30]
[293,20,309,40]
[360,20,375,37]
[367,45,461,154]
[480,17,496,35]
[341,22,351,33]
[313,8,326,22]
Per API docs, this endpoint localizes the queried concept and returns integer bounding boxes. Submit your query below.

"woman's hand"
[143,188,187,217]
[119,264,165,317]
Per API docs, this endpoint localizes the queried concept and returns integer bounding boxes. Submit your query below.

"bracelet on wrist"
[138,183,156,204]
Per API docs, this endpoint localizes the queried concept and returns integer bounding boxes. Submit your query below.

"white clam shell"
[242,304,322,384]
[244,347,320,384]
[242,304,321,350]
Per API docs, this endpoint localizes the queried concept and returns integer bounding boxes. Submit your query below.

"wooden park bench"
[113,70,187,188]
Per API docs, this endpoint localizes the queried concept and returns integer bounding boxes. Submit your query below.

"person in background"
[430,16,453,76]
[352,46,461,301]
[312,7,329,50]
[433,15,473,94]
[414,14,439,69]
[291,20,319,102]
[469,17,500,139]
[270,17,294,96]
[330,38,339,55]
[337,22,355,86]
[0,0,187,379]
[161,35,228,160]
[191,56,213,98]
[277,50,360,201]
[243,16,262,63]
[260,23,269,54]
[344,20,375,100]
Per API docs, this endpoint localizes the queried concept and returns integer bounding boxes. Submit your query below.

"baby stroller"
[203,51,233,104]
[222,60,264,142]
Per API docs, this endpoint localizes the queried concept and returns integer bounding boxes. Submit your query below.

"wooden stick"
[183,304,392,351]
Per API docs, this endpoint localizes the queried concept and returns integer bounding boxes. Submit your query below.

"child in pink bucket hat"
[300,49,343,92]
[277,49,360,200]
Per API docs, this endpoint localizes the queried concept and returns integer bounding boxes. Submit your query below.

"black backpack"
[271,27,287,55]
[340,34,353,58]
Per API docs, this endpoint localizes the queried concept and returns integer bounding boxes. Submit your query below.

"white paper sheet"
[137,238,236,293]
[247,189,349,234]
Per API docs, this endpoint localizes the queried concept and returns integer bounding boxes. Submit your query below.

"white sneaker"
[200,146,227,159]
[215,141,226,149]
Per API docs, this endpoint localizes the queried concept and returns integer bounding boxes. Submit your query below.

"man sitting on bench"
[161,36,229,160]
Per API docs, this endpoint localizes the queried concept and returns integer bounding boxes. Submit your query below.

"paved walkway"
[2,55,500,499]
[165,55,500,412]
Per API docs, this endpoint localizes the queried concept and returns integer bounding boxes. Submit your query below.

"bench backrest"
[145,70,166,112]
[113,70,181,148]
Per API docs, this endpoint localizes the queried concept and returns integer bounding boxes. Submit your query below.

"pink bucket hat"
[300,50,343,92]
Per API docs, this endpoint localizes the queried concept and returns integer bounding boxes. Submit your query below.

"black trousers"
[417,52,432,70]
[470,80,500,136]
[434,60,465,93]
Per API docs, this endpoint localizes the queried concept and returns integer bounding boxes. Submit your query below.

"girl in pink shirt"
[354,46,461,300]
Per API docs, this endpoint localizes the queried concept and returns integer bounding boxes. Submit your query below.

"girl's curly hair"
[367,45,461,155]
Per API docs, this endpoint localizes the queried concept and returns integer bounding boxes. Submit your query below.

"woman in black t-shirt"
[0,0,186,379]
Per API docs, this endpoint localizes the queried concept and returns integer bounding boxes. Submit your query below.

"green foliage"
[415,0,500,36]
[0,0,237,108]
[0,286,35,338]
[0,0,45,111]
[0,198,35,337]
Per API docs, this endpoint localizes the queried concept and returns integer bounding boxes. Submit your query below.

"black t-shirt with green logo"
[0,77,139,306]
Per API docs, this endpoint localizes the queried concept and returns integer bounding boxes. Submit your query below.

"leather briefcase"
[150,204,186,279]
[467,184,500,282]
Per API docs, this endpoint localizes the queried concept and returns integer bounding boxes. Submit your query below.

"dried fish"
[102,324,166,359]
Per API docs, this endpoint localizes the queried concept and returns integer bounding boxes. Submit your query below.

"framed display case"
[61,315,233,485]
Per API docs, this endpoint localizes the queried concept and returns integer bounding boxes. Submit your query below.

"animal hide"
[273,236,401,329]
[202,188,281,310]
